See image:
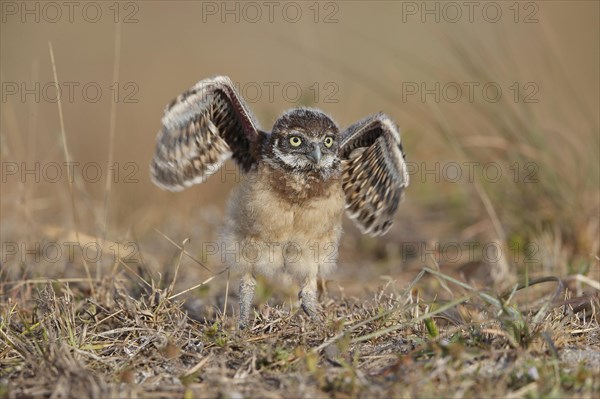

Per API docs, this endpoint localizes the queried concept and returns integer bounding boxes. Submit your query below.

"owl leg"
[239,272,256,329]
[299,275,320,319]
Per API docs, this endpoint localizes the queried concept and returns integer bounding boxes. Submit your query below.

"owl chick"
[150,76,409,328]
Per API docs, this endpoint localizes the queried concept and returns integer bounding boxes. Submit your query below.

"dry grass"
[1,265,598,398]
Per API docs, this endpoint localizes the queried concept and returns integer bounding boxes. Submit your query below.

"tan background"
[1,1,598,295]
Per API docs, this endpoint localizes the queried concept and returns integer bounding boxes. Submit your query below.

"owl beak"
[307,144,322,164]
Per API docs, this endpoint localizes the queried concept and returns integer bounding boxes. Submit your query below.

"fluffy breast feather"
[225,163,344,241]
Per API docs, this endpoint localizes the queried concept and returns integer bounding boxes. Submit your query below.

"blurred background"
[1,1,598,312]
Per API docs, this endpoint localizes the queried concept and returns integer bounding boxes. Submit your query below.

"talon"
[238,319,249,330]
[299,278,321,320]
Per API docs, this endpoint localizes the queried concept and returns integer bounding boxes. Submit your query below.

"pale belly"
[221,167,345,278]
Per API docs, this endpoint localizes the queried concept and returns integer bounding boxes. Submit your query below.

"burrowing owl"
[150,76,409,328]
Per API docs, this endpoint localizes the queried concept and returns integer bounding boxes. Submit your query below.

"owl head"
[265,108,341,176]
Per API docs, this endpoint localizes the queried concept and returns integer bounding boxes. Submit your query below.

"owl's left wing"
[340,113,409,236]
[150,76,265,191]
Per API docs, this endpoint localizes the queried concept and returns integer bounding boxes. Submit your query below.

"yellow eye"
[324,137,334,148]
[290,136,302,147]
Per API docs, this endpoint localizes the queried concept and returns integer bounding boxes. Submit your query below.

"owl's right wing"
[150,76,266,191]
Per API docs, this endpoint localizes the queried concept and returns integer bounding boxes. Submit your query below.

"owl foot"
[300,297,322,321]
[299,276,322,321]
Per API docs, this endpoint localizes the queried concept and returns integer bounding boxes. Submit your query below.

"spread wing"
[150,76,265,191]
[340,113,409,236]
